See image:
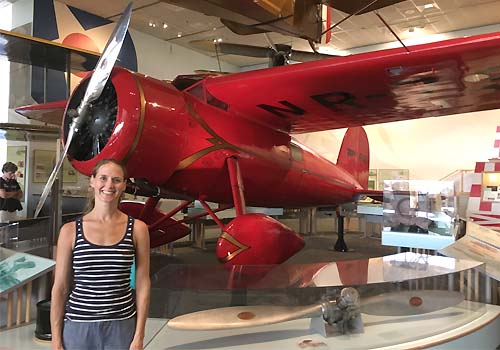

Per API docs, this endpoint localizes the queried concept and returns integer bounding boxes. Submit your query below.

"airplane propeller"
[167,290,464,330]
[33,2,133,218]
[189,39,338,67]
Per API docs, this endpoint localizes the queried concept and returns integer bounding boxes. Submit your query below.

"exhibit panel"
[0,247,55,329]
[382,180,455,250]
[467,157,500,230]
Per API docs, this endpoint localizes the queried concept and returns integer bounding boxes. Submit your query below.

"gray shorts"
[62,317,136,350]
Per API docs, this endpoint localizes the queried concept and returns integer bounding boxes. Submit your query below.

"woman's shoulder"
[57,220,77,247]
[61,220,77,232]
[132,217,148,231]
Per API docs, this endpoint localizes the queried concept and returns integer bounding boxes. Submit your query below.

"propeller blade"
[168,290,464,331]
[77,2,132,114]
[360,290,465,316]
[33,2,133,218]
[168,304,323,330]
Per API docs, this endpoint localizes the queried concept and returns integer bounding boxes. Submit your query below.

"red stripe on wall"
[475,162,485,173]
[469,213,500,219]
[470,184,482,197]
[479,201,493,212]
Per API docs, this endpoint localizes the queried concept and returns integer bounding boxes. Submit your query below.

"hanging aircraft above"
[189,39,338,67]
[9,2,500,266]
[159,0,406,44]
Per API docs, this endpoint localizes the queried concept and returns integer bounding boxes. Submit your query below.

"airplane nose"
[65,78,117,161]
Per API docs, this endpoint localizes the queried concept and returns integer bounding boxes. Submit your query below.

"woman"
[51,159,150,350]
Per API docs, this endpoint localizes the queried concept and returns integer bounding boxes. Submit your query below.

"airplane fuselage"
[68,68,363,208]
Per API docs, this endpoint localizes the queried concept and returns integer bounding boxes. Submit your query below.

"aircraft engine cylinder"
[63,67,188,184]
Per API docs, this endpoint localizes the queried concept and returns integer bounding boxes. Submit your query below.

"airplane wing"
[15,100,67,125]
[204,31,500,134]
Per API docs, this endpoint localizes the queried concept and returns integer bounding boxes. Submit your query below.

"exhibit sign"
[382,180,455,250]
[0,248,55,295]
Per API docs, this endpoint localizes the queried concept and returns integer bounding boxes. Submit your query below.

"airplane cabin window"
[186,82,205,101]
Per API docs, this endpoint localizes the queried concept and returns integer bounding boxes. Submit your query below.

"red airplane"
[11,5,500,266]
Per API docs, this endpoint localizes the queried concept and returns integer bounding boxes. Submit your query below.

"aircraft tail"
[337,127,370,189]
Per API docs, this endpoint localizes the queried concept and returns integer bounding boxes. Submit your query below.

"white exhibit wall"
[130,28,239,79]
[294,109,500,181]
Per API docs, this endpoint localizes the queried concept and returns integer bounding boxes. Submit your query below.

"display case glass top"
[0,247,55,295]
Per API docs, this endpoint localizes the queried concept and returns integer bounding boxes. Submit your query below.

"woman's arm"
[50,223,75,350]
[130,220,150,350]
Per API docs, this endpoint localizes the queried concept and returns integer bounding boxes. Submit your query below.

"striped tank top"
[65,216,136,322]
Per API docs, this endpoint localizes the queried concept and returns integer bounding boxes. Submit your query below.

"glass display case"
[0,246,55,330]
[144,252,499,349]
[381,180,456,250]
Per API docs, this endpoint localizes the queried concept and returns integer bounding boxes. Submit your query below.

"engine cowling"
[63,67,189,185]
[216,213,305,265]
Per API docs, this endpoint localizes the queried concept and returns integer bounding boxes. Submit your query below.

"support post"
[48,152,62,261]
[333,207,348,252]
[226,157,246,216]
[199,200,226,231]
[139,197,160,221]
[149,200,192,231]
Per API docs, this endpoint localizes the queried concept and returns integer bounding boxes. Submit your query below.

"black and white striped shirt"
[65,216,136,322]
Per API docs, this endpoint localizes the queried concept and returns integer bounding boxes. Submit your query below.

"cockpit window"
[206,90,228,111]
[186,82,205,101]
[172,75,205,91]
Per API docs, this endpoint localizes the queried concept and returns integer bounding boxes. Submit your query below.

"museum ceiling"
[50,0,500,67]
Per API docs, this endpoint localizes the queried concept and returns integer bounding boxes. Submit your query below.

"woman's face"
[90,162,126,204]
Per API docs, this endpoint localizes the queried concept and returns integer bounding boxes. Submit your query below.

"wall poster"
[33,150,78,183]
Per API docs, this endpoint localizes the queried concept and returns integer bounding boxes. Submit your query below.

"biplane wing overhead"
[203,31,500,134]
[0,29,100,73]
[161,0,407,42]
[0,29,101,125]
